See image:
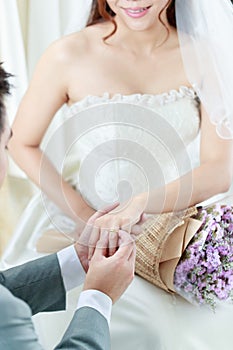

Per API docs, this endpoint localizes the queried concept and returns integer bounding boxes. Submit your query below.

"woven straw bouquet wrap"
[36,205,203,295]
[135,206,203,293]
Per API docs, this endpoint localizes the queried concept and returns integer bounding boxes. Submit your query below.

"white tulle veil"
[64,0,93,34]
[65,0,233,139]
[176,0,233,139]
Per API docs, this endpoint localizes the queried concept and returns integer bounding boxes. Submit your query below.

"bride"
[4,0,233,349]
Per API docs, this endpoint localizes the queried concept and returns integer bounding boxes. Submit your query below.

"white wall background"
[0,0,92,177]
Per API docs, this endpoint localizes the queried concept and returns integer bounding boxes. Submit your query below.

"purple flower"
[206,246,221,269]
[222,211,233,222]
[217,245,229,255]
[227,275,233,287]
[174,204,233,309]
[214,279,229,299]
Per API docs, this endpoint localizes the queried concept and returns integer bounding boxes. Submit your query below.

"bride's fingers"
[91,203,120,224]
[93,231,109,258]
[87,202,120,226]
[98,229,109,257]
[108,226,119,256]
[78,221,93,246]
[139,213,148,224]
[130,213,148,237]
[81,204,120,258]
[88,226,100,260]
[130,224,143,236]
[120,218,131,233]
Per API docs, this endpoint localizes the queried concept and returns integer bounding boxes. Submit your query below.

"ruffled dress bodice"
[62,86,200,210]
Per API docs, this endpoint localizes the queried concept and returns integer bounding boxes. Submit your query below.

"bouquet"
[174,204,233,309]
[135,204,233,310]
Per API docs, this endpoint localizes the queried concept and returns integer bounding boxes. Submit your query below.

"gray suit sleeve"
[0,287,110,350]
[55,307,111,350]
[0,258,110,350]
[0,254,66,314]
[0,285,44,350]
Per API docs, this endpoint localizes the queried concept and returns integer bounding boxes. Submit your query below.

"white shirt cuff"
[77,290,112,326]
[57,245,86,291]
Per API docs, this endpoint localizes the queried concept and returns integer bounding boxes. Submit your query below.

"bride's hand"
[72,206,97,240]
[75,202,120,272]
[88,196,147,259]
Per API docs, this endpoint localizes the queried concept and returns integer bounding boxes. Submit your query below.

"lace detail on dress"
[66,86,198,115]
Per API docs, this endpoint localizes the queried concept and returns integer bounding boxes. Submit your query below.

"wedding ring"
[109,228,118,234]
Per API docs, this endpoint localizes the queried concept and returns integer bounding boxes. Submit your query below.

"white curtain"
[0,0,85,177]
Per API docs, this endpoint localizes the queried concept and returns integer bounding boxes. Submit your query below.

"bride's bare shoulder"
[43,22,111,63]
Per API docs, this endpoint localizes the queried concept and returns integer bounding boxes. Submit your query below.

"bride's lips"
[122,5,152,19]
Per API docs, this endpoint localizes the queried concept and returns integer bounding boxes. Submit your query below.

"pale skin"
[76,205,136,302]
[0,118,135,303]
[8,0,233,259]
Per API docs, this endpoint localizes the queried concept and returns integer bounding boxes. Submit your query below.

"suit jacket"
[0,254,110,350]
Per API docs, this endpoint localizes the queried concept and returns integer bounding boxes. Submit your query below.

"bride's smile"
[106,0,169,31]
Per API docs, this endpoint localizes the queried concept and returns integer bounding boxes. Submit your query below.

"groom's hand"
[83,230,136,303]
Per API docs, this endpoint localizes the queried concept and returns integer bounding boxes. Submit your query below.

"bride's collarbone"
[67,54,188,101]
[70,64,186,95]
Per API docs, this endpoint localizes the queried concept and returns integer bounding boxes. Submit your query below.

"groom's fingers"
[128,244,136,266]
[114,231,135,260]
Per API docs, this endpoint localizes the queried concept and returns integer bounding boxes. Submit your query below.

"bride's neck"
[107,15,171,55]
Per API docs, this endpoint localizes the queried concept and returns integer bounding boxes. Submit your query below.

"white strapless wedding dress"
[2,87,233,350]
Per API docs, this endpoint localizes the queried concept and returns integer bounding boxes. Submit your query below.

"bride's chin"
[118,18,157,32]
